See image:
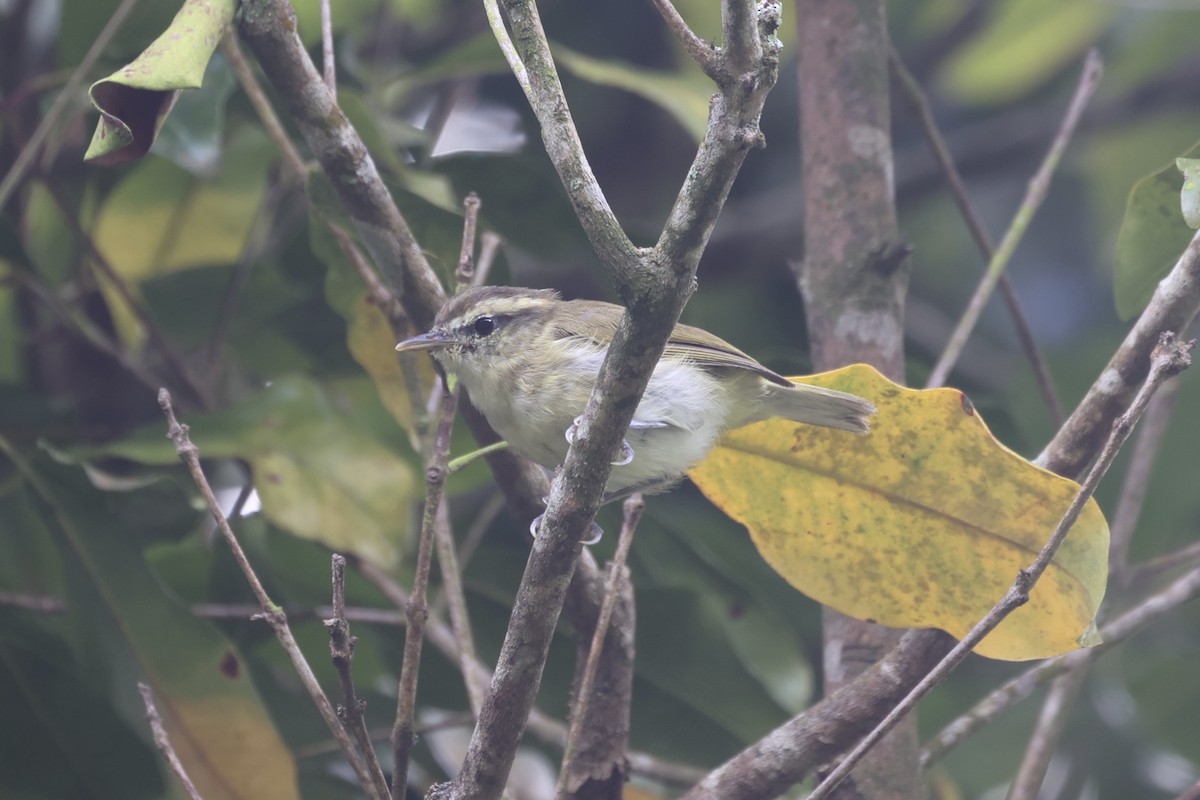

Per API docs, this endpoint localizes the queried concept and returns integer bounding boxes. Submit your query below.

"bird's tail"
[759,381,875,434]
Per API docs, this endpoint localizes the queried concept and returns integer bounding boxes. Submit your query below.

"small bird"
[396,286,874,504]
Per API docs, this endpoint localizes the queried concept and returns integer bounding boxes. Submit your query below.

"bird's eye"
[472,316,496,336]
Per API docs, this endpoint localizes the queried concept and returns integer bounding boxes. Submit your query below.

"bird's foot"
[564,416,634,466]
[529,513,604,545]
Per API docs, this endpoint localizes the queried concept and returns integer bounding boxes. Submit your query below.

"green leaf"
[939,0,1113,106]
[1,444,299,799]
[552,45,710,142]
[85,0,237,165]
[61,376,416,568]
[1114,141,1200,319]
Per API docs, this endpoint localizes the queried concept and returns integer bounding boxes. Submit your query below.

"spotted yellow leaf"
[689,364,1108,661]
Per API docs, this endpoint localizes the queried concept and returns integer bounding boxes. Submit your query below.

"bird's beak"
[395,330,452,354]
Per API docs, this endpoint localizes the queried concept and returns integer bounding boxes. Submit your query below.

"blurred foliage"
[1,0,1200,799]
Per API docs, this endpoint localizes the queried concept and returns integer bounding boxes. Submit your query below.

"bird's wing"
[552,298,792,386]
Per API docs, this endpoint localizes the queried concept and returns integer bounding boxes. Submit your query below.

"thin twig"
[456,193,482,289]
[1122,538,1200,592]
[0,0,142,209]
[327,555,392,799]
[926,50,1103,389]
[1005,664,1090,800]
[193,602,406,625]
[476,231,502,287]
[434,499,486,714]
[320,0,336,94]
[157,390,380,796]
[0,591,66,614]
[809,331,1193,799]
[922,539,1200,767]
[391,379,459,798]
[481,0,531,94]
[889,47,1063,423]
[650,0,720,78]
[424,195,490,715]
[555,494,644,799]
[447,441,510,474]
[138,682,204,800]
[222,34,307,178]
[458,492,507,568]
[1109,381,1180,582]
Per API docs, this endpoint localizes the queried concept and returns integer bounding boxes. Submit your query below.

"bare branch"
[1005,665,1090,800]
[556,494,644,798]
[138,682,204,800]
[680,630,956,800]
[1110,381,1181,581]
[392,380,459,797]
[157,389,379,796]
[192,603,406,625]
[320,0,335,94]
[650,0,720,78]
[927,50,1103,389]
[889,46,1064,424]
[1039,228,1200,477]
[327,555,392,799]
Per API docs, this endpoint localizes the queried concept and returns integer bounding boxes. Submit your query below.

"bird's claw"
[529,513,604,546]
[611,439,634,466]
[564,416,634,466]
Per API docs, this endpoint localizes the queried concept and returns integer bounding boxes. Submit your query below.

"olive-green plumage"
[396,286,874,500]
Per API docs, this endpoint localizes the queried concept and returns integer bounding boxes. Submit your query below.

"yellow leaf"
[345,289,434,435]
[688,364,1108,661]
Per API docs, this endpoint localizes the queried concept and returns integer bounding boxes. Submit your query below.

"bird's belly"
[462,358,729,498]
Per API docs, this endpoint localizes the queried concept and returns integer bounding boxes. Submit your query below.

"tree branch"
[557,495,643,799]
[327,555,392,800]
[393,379,459,797]
[138,682,204,800]
[436,2,781,798]
[679,630,956,800]
[1038,228,1200,476]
